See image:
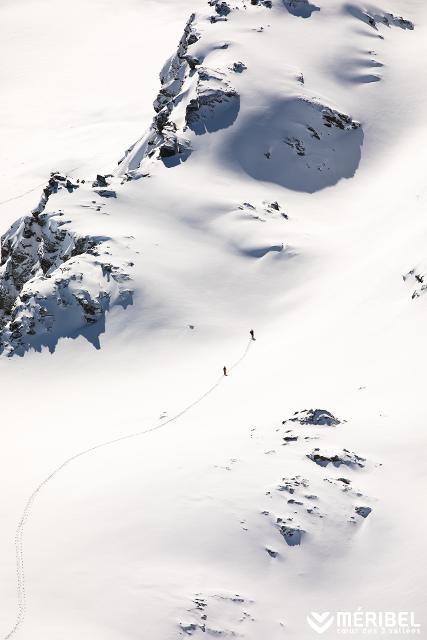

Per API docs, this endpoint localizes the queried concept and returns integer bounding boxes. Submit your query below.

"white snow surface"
[1,0,427,638]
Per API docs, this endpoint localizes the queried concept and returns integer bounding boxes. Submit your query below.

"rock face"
[230,61,247,73]
[403,267,427,299]
[154,13,200,112]
[118,12,241,174]
[235,201,288,222]
[186,67,240,135]
[30,173,78,218]
[0,182,132,356]
[285,408,341,426]
[118,13,200,172]
[346,5,414,31]
[209,0,232,18]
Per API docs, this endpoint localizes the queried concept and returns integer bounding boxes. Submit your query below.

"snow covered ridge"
[117,9,242,173]
[118,0,367,192]
[402,267,427,299]
[0,0,416,357]
[0,174,132,357]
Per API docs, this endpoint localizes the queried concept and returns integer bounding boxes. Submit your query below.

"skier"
[250,329,256,341]
[223,366,228,376]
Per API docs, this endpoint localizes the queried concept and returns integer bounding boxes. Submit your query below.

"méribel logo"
[306,611,335,634]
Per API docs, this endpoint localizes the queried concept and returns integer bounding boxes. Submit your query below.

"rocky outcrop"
[346,5,414,31]
[402,267,427,299]
[118,11,243,174]
[209,0,232,19]
[321,106,360,130]
[276,521,305,545]
[178,593,254,637]
[230,61,247,73]
[186,67,240,135]
[154,14,200,114]
[251,0,273,7]
[285,408,341,426]
[0,191,132,356]
[276,475,309,494]
[118,14,200,172]
[307,448,366,468]
[236,200,288,221]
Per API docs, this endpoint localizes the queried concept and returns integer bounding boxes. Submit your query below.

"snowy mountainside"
[1,1,427,639]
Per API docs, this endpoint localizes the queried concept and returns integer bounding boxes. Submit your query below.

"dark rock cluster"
[285,408,341,427]
[0,186,131,356]
[307,448,366,468]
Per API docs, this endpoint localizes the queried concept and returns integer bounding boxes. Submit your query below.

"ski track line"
[3,338,253,640]
[0,155,115,209]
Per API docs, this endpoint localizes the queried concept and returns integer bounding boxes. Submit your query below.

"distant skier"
[250,329,256,341]
[223,366,228,376]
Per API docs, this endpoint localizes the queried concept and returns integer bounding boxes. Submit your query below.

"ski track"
[0,156,115,208]
[3,338,253,640]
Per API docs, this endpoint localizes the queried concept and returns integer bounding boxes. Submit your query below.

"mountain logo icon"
[306,611,335,634]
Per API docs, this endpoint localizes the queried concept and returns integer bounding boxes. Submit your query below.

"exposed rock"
[230,61,247,73]
[322,107,360,130]
[381,13,414,30]
[0,205,131,356]
[158,126,191,159]
[285,408,341,427]
[209,0,231,17]
[276,522,305,545]
[276,476,309,494]
[307,448,366,468]
[355,506,372,518]
[118,14,200,170]
[30,175,79,219]
[92,174,108,188]
[186,67,240,135]
[284,136,305,156]
[283,434,298,443]
[337,477,351,485]
[251,0,273,6]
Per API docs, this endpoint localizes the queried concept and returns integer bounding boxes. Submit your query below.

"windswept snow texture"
[233,97,363,192]
[403,266,427,299]
[283,0,320,18]
[1,0,427,639]
[118,13,200,172]
[285,408,341,426]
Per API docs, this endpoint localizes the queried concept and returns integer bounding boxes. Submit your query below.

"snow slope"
[1,0,427,638]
